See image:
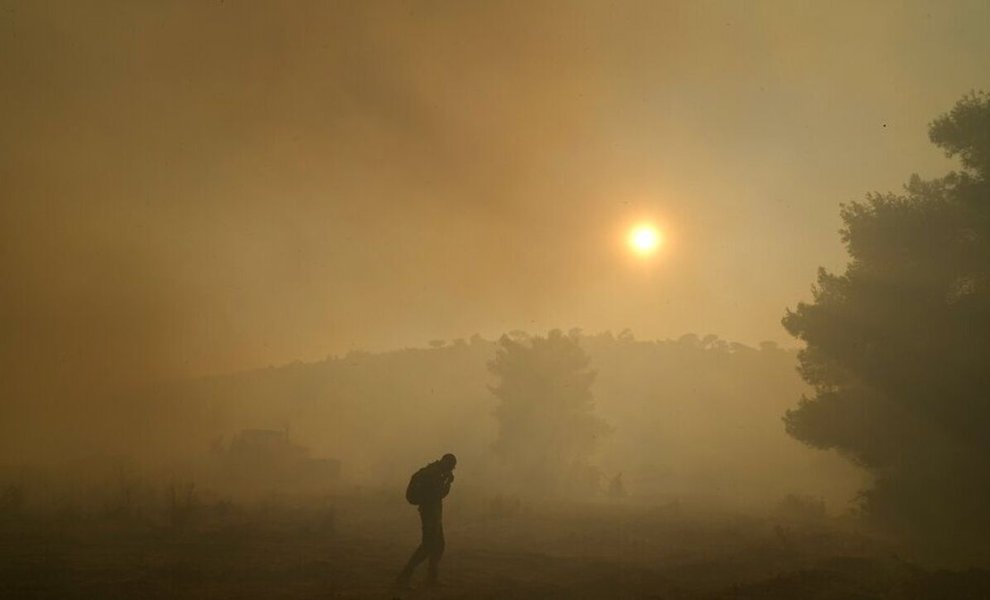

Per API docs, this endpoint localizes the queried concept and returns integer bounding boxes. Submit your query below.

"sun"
[628,223,662,256]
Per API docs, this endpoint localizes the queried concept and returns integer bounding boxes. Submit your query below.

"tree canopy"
[783,92,990,560]
[489,329,609,495]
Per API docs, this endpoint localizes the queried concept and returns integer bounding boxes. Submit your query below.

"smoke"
[3,1,989,461]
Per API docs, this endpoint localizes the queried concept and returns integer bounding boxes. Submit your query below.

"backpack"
[405,466,430,505]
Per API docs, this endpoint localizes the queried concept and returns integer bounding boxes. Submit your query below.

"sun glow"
[628,223,662,256]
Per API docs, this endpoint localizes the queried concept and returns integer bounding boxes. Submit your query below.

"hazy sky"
[3,0,990,398]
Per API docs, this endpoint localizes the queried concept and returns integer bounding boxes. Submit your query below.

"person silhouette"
[396,453,457,588]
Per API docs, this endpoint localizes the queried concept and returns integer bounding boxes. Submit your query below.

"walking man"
[396,453,457,588]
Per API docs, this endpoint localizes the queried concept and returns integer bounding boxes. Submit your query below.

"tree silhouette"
[489,329,609,495]
[783,92,990,559]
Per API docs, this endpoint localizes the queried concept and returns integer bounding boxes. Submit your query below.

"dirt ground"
[3,490,989,599]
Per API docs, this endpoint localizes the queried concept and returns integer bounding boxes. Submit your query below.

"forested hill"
[124,332,864,510]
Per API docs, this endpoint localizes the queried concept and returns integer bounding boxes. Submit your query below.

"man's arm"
[439,472,454,499]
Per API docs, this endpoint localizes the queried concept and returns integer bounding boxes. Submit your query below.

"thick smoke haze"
[0,0,986,496]
[5,2,988,404]
[5,2,990,596]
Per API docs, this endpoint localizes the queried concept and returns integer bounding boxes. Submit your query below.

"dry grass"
[1,488,988,599]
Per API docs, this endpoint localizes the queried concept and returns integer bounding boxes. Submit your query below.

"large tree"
[489,329,609,495]
[783,92,990,559]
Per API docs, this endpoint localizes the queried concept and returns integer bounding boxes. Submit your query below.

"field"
[4,487,990,599]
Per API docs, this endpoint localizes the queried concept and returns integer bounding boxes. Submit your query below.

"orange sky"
[2,0,989,399]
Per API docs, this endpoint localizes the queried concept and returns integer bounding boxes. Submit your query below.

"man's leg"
[396,508,432,585]
[397,543,429,584]
[425,510,445,584]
